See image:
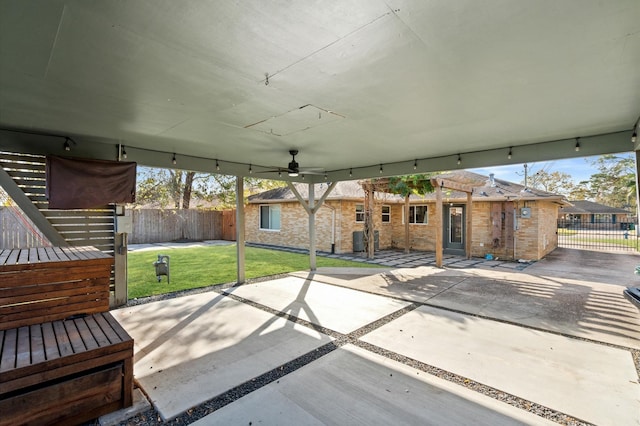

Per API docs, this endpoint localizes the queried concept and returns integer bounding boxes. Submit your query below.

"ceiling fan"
[259,149,324,177]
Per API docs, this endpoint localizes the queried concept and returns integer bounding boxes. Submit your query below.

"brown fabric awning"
[46,156,136,209]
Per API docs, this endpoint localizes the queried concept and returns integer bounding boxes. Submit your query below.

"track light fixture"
[63,138,71,151]
[574,138,580,152]
[457,154,462,165]
[172,153,177,165]
[507,147,512,160]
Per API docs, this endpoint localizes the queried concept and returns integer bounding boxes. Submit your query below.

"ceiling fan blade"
[297,169,325,175]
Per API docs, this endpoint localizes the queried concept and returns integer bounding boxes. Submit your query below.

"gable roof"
[248,171,567,204]
[560,200,631,215]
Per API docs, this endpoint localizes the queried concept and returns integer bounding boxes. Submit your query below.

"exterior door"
[444,205,465,252]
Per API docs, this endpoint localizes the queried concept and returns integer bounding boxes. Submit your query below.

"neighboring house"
[559,200,633,227]
[246,171,568,261]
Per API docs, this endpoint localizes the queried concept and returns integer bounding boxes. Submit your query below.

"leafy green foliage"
[576,155,636,209]
[528,170,575,196]
[385,174,437,197]
[134,166,285,209]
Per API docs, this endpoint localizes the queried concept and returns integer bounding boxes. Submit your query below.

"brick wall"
[246,199,396,253]
[245,197,559,260]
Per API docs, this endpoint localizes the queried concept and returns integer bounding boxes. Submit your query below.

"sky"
[470,153,635,186]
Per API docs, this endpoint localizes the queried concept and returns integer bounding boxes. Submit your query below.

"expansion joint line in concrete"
[351,340,593,426]
[211,291,592,425]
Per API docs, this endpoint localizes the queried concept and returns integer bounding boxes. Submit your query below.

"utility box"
[353,230,379,252]
[115,215,133,234]
[353,231,364,252]
[520,207,532,219]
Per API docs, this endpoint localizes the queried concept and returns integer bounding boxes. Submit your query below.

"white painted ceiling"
[0,0,639,181]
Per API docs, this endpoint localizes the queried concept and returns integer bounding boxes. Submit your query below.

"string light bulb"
[64,138,71,151]
[324,173,328,181]
[507,147,512,160]
[216,160,220,171]
[349,168,353,177]
[379,164,383,174]
[632,129,637,144]
[413,159,417,170]
[457,154,462,165]
[122,146,127,159]
[249,164,252,174]
[172,153,177,165]
[574,138,580,152]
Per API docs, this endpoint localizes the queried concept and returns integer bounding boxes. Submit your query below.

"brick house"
[559,200,633,228]
[246,171,568,261]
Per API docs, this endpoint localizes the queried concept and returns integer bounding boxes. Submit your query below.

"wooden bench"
[0,246,134,426]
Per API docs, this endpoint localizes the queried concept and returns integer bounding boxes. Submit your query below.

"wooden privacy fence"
[0,206,50,249]
[129,209,224,244]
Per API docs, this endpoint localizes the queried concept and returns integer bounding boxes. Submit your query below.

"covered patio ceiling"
[1,1,639,182]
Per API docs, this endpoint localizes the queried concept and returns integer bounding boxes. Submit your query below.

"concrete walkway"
[111,247,640,425]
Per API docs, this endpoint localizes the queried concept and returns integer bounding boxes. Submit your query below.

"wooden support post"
[366,184,375,259]
[404,195,410,253]
[435,184,443,267]
[236,176,245,284]
[113,232,128,306]
[466,191,473,259]
[308,183,316,271]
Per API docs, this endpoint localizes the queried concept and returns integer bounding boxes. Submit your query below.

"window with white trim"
[260,205,281,230]
[355,204,365,222]
[404,205,428,224]
[381,205,391,223]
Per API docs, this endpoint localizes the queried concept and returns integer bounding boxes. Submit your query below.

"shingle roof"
[560,200,631,214]
[248,171,567,203]
[247,180,364,202]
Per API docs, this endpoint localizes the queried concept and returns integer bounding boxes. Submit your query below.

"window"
[381,205,391,223]
[260,205,281,230]
[355,204,365,222]
[404,205,428,224]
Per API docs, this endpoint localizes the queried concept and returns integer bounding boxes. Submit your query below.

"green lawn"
[557,228,578,236]
[127,245,378,299]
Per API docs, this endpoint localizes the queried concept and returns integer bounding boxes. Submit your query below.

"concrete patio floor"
[111,248,640,425]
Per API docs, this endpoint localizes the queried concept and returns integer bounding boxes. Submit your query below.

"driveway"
[111,248,640,425]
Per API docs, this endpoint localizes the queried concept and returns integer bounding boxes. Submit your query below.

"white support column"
[287,181,337,271]
[236,176,245,284]
[636,151,640,226]
[309,183,316,271]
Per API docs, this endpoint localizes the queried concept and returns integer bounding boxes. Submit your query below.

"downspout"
[322,204,336,254]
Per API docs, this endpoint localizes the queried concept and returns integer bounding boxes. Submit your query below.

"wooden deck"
[0,246,133,426]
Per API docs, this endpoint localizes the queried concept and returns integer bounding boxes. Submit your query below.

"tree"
[135,166,285,209]
[527,169,575,197]
[580,154,636,209]
[136,168,214,209]
[359,174,437,257]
